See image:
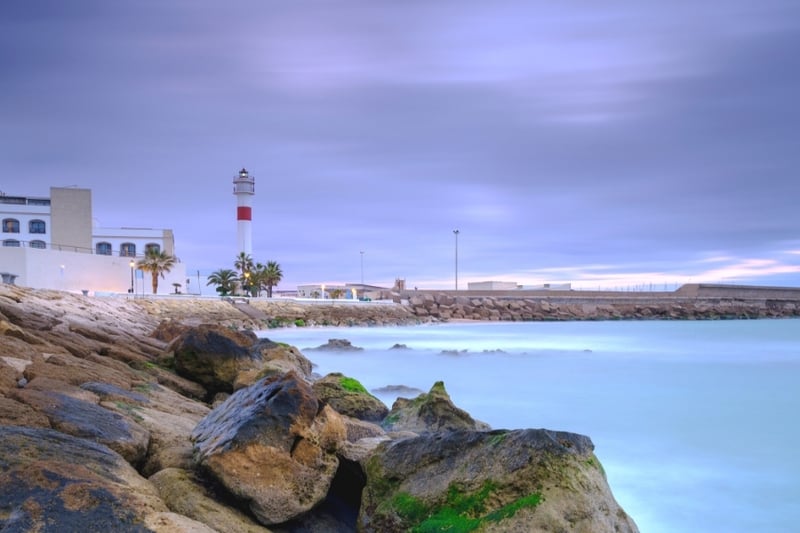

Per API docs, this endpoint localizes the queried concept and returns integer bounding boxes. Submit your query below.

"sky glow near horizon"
[2,1,799,290]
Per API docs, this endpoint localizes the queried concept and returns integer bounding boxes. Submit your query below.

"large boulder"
[381,381,490,433]
[191,371,347,526]
[170,324,261,395]
[0,425,168,532]
[312,372,389,423]
[360,428,639,533]
[234,341,315,389]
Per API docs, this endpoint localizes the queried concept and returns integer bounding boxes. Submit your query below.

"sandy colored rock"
[192,372,346,525]
[150,468,272,533]
[382,381,490,433]
[360,428,639,533]
[313,372,389,423]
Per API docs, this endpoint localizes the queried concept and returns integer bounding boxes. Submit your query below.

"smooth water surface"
[262,319,800,532]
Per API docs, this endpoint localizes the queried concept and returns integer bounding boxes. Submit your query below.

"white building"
[467,281,520,291]
[0,187,186,294]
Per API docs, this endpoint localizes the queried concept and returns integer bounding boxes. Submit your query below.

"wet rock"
[307,338,364,351]
[10,388,150,465]
[371,384,425,396]
[171,324,263,396]
[360,428,639,533]
[0,425,168,532]
[192,371,346,526]
[381,381,490,434]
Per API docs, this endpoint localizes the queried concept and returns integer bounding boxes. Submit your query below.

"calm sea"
[262,319,800,533]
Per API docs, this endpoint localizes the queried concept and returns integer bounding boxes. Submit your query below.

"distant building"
[467,281,520,291]
[296,283,387,300]
[0,187,185,294]
[521,283,572,291]
[467,281,573,291]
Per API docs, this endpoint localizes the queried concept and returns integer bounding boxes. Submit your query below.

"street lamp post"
[453,229,460,290]
[129,260,135,294]
[360,251,364,286]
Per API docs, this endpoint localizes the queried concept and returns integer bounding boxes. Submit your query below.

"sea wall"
[127,285,800,328]
[402,287,800,321]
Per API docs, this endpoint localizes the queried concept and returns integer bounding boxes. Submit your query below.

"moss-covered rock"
[313,372,389,423]
[381,381,490,434]
[359,429,639,533]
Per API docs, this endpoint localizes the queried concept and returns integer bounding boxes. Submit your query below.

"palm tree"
[329,288,344,299]
[234,252,254,296]
[206,269,239,296]
[234,252,254,277]
[137,249,176,294]
[262,261,283,298]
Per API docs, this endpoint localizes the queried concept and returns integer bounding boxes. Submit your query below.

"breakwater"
[401,284,800,321]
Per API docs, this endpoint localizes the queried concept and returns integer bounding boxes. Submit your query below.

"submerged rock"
[307,338,364,351]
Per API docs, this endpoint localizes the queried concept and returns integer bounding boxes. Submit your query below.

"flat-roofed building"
[0,187,185,294]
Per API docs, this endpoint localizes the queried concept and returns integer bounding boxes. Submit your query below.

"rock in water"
[360,428,639,533]
[307,338,364,351]
[191,371,346,526]
[382,381,490,433]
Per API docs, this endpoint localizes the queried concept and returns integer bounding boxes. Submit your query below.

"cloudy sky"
[2,1,799,290]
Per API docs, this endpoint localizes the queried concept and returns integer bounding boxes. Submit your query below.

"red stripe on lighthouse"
[237,206,252,221]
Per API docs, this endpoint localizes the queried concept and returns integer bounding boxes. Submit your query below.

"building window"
[29,219,46,234]
[120,242,136,257]
[2,239,20,247]
[2,219,19,233]
[96,242,112,255]
[145,243,161,255]
[30,240,46,249]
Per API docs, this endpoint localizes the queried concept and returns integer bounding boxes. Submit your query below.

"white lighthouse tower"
[233,168,255,255]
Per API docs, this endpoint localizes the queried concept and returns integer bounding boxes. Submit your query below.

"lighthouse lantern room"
[233,168,255,256]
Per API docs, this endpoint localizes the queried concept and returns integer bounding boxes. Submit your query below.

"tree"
[137,249,176,295]
[234,252,255,296]
[137,250,177,295]
[206,269,239,296]
[329,288,344,299]
[234,252,254,277]
[262,261,283,298]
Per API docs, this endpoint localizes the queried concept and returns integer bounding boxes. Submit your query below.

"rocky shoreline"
[0,285,644,532]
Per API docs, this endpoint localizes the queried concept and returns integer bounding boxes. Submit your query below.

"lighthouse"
[233,168,255,255]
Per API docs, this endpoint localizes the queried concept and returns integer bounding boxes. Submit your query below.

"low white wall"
[0,246,187,295]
